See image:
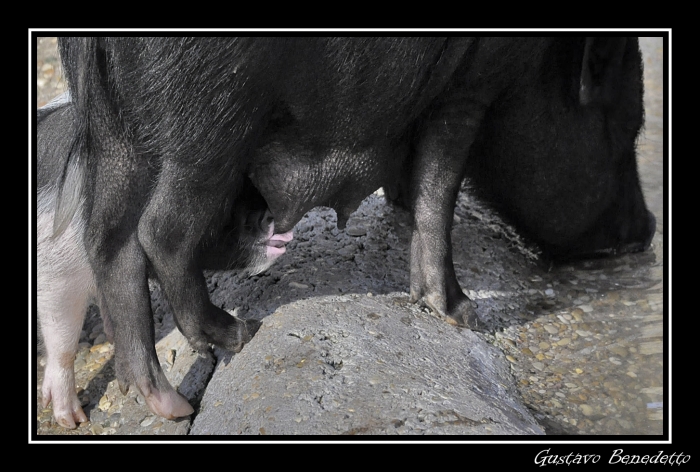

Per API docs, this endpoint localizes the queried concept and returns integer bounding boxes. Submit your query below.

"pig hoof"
[142,389,194,420]
[182,307,263,353]
[420,293,486,332]
[53,407,88,430]
[124,377,194,419]
[445,309,486,332]
[227,313,262,353]
[42,394,87,429]
[42,372,89,429]
[115,373,194,419]
[46,400,88,429]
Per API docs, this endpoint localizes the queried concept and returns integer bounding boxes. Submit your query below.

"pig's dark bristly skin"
[52,37,655,424]
[37,94,283,426]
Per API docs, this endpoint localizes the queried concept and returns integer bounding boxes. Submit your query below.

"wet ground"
[482,36,665,435]
[33,36,666,437]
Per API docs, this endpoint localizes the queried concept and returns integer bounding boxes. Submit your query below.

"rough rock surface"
[191,293,543,435]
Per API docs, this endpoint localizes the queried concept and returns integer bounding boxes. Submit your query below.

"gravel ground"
[33,35,666,437]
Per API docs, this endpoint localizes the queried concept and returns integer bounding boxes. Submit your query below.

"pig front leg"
[408,100,486,331]
[137,160,261,355]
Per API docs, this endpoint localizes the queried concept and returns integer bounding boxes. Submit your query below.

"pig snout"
[618,209,656,255]
[544,207,657,262]
[264,210,294,259]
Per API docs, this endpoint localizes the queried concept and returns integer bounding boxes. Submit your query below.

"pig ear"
[579,37,629,107]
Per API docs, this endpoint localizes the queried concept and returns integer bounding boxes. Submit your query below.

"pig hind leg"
[37,190,93,428]
[80,131,193,420]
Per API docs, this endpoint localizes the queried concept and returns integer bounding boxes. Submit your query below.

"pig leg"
[37,190,93,428]
[83,144,194,420]
[93,234,194,419]
[137,161,261,354]
[408,99,487,331]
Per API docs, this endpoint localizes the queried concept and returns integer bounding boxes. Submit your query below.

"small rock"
[579,404,596,416]
[639,341,662,355]
[544,325,558,334]
[98,396,111,411]
[140,416,155,427]
[346,227,367,237]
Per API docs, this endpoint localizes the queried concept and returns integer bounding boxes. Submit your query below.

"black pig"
[46,37,654,425]
[36,93,291,428]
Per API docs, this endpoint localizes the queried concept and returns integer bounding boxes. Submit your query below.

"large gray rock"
[190,293,544,435]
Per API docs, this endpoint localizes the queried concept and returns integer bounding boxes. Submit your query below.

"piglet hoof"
[42,368,88,429]
[183,306,262,353]
[42,389,88,429]
[226,309,262,353]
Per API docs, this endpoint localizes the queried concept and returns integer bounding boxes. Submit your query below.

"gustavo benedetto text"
[535,449,690,466]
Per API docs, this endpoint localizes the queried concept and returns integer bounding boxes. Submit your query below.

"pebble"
[639,341,662,355]
[607,345,628,357]
[346,227,367,237]
[98,396,111,411]
[544,325,558,334]
[641,324,662,338]
[140,416,156,427]
[641,387,663,397]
